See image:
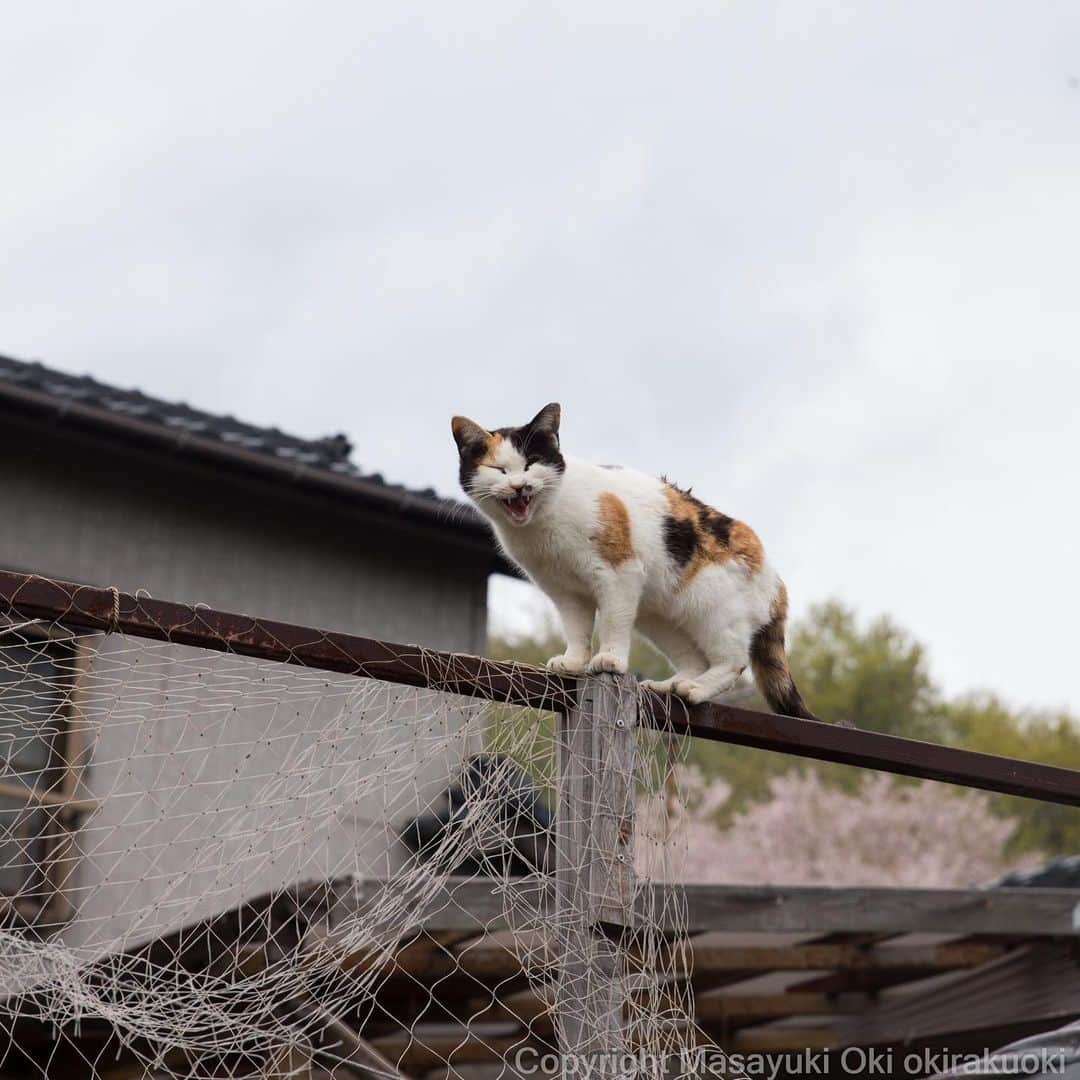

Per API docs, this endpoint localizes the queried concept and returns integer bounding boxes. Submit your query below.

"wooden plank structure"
[313,879,1080,1066]
[7,874,1074,1075]
[1,568,1079,1078]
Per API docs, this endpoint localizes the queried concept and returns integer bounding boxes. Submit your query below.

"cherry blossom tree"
[638,767,1038,887]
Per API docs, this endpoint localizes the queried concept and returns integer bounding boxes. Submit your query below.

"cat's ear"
[527,403,561,440]
[451,415,489,454]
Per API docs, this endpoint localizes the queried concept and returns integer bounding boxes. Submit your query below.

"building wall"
[60,639,483,957]
[0,411,495,970]
[2,413,489,653]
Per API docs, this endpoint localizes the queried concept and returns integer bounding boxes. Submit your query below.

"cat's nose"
[510,479,532,493]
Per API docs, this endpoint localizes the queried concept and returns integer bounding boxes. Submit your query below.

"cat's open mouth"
[502,492,533,523]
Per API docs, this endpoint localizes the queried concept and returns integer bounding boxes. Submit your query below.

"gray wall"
[0,410,495,975]
[2,412,489,653]
[60,639,483,958]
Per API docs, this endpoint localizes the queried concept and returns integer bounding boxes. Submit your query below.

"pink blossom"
[637,768,1038,886]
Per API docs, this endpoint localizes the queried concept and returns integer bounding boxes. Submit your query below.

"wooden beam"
[336,932,478,979]
[678,883,1080,937]
[207,942,267,979]
[494,987,553,1025]
[313,1009,412,1080]
[454,938,548,980]
[0,778,99,815]
[263,1040,315,1080]
[403,937,1004,989]
[347,879,1080,938]
[772,929,927,1000]
[554,673,636,1074]
[368,1032,522,1073]
[696,992,866,1020]
[831,939,1080,1048]
[484,986,866,1036]
[558,673,636,928]
[689,941,1003,974]
[730,1028,839,1052]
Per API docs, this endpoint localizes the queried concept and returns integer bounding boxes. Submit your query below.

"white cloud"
[1,1,1078,711]
[368,123,657,306]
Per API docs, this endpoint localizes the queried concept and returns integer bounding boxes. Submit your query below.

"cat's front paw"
[586,651,628,675]
[546,652,589,674]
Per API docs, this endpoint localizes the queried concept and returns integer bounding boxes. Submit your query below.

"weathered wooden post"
[555,672,637,1078]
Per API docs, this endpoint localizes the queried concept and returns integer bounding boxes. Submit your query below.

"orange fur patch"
[595,492,634,565]
[728,520,764,573]
[662,484,698,522]
[662,483,765,584]
[477,431,504,467]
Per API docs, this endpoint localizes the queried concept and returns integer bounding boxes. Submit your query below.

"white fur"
[466,446,779,705]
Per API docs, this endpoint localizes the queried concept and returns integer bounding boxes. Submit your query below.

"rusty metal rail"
[1,569,1078,807]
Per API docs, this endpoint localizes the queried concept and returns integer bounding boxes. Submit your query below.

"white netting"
[0,614,705,1080]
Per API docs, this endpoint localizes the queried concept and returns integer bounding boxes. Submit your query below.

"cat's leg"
[637,616,708,694]
[666,570,755,704]
[544,590,595,674]
[671,627,749,705]
[587,561,646,674]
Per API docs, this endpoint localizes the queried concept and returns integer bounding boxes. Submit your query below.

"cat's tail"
[749,581,819,722]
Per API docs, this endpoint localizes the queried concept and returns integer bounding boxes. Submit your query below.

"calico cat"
[452,403,817,717]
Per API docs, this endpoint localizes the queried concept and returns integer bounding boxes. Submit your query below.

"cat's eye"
[488,465,507,474]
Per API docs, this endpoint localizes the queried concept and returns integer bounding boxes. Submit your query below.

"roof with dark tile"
[0,353,495,550]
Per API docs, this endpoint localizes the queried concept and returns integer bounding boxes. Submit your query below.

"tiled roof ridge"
[0,352,442,501]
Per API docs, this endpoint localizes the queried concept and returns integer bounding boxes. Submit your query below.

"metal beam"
[643,693,1080,806]
[0,570,576,714]
[3,568,1078,805]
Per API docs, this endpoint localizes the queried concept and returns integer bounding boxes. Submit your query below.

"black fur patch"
[458,445,484,490]
[700,508,733,546]
[500,425,565,473]
[662,516,697,568]
[456,431,490,491]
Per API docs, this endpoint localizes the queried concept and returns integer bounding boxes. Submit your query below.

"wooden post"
[555,673,637,1078]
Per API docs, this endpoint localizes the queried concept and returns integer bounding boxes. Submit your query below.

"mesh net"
[0,605,704,1080]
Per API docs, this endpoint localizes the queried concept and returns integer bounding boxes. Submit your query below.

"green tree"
[487,601,1080,858]
[946,693,1080,854]
[788,602,945,741]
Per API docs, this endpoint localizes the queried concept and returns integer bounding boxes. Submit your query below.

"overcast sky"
[3,3,1079,712]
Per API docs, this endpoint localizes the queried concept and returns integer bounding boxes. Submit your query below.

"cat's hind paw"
[672,678,710,704]
[586,651,628,675]
[640,678,675,695]
[546,653,589,675]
